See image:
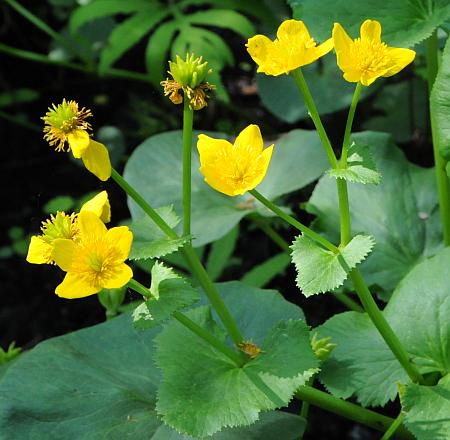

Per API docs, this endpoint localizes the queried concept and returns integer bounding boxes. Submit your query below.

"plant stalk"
[336,178,352,245]
[182,99,194,237]
[295,386,413,438]
[426,30,450,246]
[381,412,405,440]
[128,279,244,366]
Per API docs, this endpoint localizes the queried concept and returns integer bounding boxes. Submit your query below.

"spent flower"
[161,53,215,110]
[246,19,333,76]
[42,99,111,180]
[52,211,133,299]
[197,124,273,196]
[332,20,416,86]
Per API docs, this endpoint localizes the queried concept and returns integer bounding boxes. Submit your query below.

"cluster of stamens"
[352,39,389,73]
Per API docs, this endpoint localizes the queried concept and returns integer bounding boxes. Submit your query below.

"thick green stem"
[291,68,338,168]
[295,386,413,438]
[426,31,450,246]
[351,269,424,384]
[381,413,405,440]
[111,169,244,344]
[341,82,363,166]
[182,99,194,236]
[249,189,339,253]
[336,179,352,245]
[128,279,244,366]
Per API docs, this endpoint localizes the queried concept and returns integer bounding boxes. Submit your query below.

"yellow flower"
[42,99,111,181]
[197,125,274,196]
[332,20,416,86]
[246,19,333,76]
[52,211,133,299]
[26,191,111,265]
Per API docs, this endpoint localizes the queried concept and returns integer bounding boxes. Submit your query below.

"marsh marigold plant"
[332,19,416,86]
[197,124,273,196]
[246,19,333,76]
[42,99,112,180]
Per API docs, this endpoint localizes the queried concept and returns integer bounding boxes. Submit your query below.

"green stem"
[249,189,339,253]
[426,31,450,246]
[381,413,405,440]
[300,378,313,421]
[291,68,338,169]
[182,99,194,237]
[128,279,244,366]
[350,269,424,384]
[336,178,352,245]
[0,42,153,84]
[341,82,363,166]
[295,386,413,439]
[334,292,364,313]
[111,169,243,345]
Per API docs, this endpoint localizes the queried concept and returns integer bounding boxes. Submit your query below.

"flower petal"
[55,272,100,298]
[199,165,236,197]
[276,19,310,43]
[103,263,133,289]
[105,226,133,261]
[80,190,111,223]
[333,23,354,72]
[67,129,90,158]
[81,139,111,181]
[246,34,273,68]
[247,144,274,190]
[52,238,76,271]
[197,134,232,166]
[360,19,382,43]
[314,38,334,59]
[26,236,52,264]
[77,210,107,240]
[384,47,416,77]
[234,124,263,155]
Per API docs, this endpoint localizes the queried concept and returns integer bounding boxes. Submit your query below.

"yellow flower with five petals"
[246,19,333,76]
[42,99,111,181]
[197,125,273,197]
[332,20,416,86]
[52,211,133,299]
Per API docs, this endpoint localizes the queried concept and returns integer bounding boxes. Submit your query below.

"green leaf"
[130,206,190,260]
[327,142,381,184]
[241,253,291,288]
[289,0,450,47]
[99,9,166,73]
[124,129,328,246]
[0,282,307,439]
[431,35,450,161]
[256,56,373,123]
[156,307,318,437]
[206,225,239,281]
[132,263,200,330]
[70,0,150,33]
[291,234,374,296]
[306,131,442,293]
[317,248,450,407]
[0,88,39,108]
[43,195,75,214]
[402,375,450,439]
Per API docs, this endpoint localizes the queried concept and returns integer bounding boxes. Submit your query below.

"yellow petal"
[80,190,111,223]
[234,124,263,155]
[199,165,236,197]
[102,263,133,289]
[55,273,100,298]
[384,47,416,77]
[77,210,107,239]
[197,134,231,166]
[52,238,76,271]
[246,144,274,191]
[26,236,52,264]
[246,34,273,68]
[67,129,90,158]
[315,38,334,59]
[360,20,382,43]
[276,19,311,43]
[105,226,133,261]
[333,23,354,71]
[81,139,111,181]
[343,69,364,84]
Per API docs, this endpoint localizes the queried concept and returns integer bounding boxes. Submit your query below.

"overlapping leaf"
[124,130,328,246]
[155,307,318,437]
[291,234,374,296]
[307,131,442,293]
[317,248,450,407]
[289,0,450,47]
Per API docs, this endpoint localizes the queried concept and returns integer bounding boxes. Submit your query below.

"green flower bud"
[311,333,337,361]
[168,53,211,89]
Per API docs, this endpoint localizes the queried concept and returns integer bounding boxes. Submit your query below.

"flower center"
[352,39,390,73]
[41,212,78,243]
